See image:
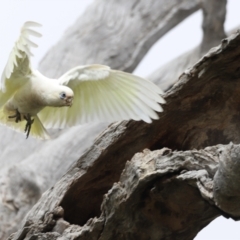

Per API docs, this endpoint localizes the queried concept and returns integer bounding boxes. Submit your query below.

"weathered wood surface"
[10,27,240,239]
[150,0,227,91]
[0,0,207,239]
[0,123,107,240]
[39,0,201,77]
[2,0,237,239]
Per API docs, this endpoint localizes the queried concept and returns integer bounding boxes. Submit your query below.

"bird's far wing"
[0,21,42,107]
[38,64,165,129]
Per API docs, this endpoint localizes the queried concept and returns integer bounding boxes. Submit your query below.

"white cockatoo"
[0,22,165,139]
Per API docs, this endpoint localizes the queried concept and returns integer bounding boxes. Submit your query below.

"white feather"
[39,64,165,128]
[1,21,41,92]
[0,22,165,139]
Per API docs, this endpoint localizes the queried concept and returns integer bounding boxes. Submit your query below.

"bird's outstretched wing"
[0,21,41,107]
[39,64,165,129]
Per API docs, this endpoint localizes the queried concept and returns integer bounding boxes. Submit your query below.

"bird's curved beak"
[66,96,73,107]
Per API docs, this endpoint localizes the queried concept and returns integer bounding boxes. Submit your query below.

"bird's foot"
[8,109,21,123]
[24,114,34,139]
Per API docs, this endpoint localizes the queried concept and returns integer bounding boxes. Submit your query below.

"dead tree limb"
[10,27,240,239]
[0,0,206,239]
[150,0,227,91]
[39,0,201,77]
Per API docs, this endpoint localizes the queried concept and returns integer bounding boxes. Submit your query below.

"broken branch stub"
[213,143,240,218]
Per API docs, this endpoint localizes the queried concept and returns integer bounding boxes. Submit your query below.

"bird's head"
[47,85,74,107]
[41,83,75,108]
[59,87,74,107]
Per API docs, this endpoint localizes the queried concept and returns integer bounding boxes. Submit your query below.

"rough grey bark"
[0,0,232,239]
[200,0,226,52]
[0,0,208,239]
[213,144,240,217]
[39,0,201,77]
[9,26,240,239]
[0,123,107,240]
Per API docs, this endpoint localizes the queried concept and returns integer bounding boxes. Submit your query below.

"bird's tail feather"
[0,107,50,139]
[31,115,50,139]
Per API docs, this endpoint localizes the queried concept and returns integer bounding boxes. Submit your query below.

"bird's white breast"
[4,73,50,116]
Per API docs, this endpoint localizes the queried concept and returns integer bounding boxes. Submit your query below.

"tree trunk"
[10,17,240,240]
[0,0,233,239]
[150,0,227,91]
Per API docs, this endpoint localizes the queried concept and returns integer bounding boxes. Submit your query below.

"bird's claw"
[8,109,21,123]
[8,111,34,139]
[24,114,34,139]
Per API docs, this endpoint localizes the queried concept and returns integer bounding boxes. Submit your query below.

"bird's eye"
[60,92,66,99]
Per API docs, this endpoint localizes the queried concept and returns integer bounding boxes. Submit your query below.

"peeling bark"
[10,143,240,240]
[0,0,234,239]
[9,27,240,239]
[0,0,207,238]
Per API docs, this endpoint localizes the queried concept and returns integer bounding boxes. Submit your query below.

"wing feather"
[115,75,163,112]
[39,64,165,129]
[0,21,41,107]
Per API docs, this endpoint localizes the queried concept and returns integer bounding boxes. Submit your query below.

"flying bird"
[0,21,165,139]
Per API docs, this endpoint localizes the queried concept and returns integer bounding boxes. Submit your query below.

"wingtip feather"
[1,21,42,89]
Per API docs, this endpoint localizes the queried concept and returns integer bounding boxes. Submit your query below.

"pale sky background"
[0,1,240,239]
